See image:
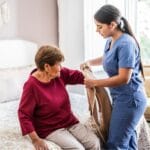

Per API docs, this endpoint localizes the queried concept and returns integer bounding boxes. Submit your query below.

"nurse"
[82,4,147,150]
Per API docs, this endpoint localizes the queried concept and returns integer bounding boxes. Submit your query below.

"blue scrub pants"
[106,94,147,150]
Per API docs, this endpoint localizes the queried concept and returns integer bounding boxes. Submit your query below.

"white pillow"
[0,65,34,103]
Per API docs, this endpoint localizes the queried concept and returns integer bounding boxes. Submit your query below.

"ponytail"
[94,4,145,79]
[119,17,145,79]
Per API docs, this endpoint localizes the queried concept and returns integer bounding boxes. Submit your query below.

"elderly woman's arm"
[18,82,49,150]
[29,131,49,150]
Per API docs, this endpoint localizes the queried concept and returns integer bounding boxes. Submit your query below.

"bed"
[0,39,150,150]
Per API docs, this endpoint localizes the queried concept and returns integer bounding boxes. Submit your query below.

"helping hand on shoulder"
[84,78,97,88]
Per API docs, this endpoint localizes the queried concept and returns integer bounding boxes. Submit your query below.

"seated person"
[18,45,100,150]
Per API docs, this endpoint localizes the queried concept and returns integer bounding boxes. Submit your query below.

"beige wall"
[0,0,58,46]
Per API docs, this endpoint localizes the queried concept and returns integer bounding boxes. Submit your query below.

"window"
[137,0,150,65]
[84,0,129,60]
[83,0,106,60]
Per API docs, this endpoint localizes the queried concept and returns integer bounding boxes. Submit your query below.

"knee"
[75,145,85,150]
[94,139,101,150]
[88,137,101,150]
[67,142,85,150]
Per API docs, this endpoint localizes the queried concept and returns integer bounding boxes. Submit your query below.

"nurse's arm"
[87,56,103,66]
[84,68,133,88]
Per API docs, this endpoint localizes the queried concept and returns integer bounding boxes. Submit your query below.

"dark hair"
[35,45,64,71]
[94,4,144,79]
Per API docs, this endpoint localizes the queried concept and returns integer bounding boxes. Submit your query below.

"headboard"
[0,39,37,68]
[0,40,38,103]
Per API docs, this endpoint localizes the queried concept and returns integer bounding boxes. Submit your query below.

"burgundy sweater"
[18,67,84,138]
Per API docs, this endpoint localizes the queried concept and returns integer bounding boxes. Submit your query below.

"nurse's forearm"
[93,68,132,87]
[94,75,129,87]
[88,57,103,66]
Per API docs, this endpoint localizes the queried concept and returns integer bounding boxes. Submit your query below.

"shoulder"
[60,67,84,84]
[23,75,35,91]
[60,67,69,74]
[60,67,82,75]
[120,34,137,47]
[116,34,139,54]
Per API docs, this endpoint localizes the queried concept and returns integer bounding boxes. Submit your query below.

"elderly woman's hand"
[32,138,49,150]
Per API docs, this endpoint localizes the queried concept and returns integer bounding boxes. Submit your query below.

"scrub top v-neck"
[102,33,144,101]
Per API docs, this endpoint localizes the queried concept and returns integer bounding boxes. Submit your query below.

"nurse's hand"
[84,78,97,88]
[80,61,92,71]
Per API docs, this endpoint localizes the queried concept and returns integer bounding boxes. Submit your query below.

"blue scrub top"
[102,33,144,101]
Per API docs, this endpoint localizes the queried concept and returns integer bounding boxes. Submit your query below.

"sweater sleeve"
[61,67,84,85]
[18,81,36,136]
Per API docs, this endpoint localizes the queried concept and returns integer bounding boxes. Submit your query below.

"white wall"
[0,0,58,46]
[0,0,18,38]
[58,0,84,68]
[58,0,85,94]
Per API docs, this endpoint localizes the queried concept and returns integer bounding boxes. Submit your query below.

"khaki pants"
[46,123,101,150]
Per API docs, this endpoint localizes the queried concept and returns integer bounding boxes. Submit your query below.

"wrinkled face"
[95,19,117,38]
[44,62,62,78]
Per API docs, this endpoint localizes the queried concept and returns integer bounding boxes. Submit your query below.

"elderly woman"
[18,45,100,150]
